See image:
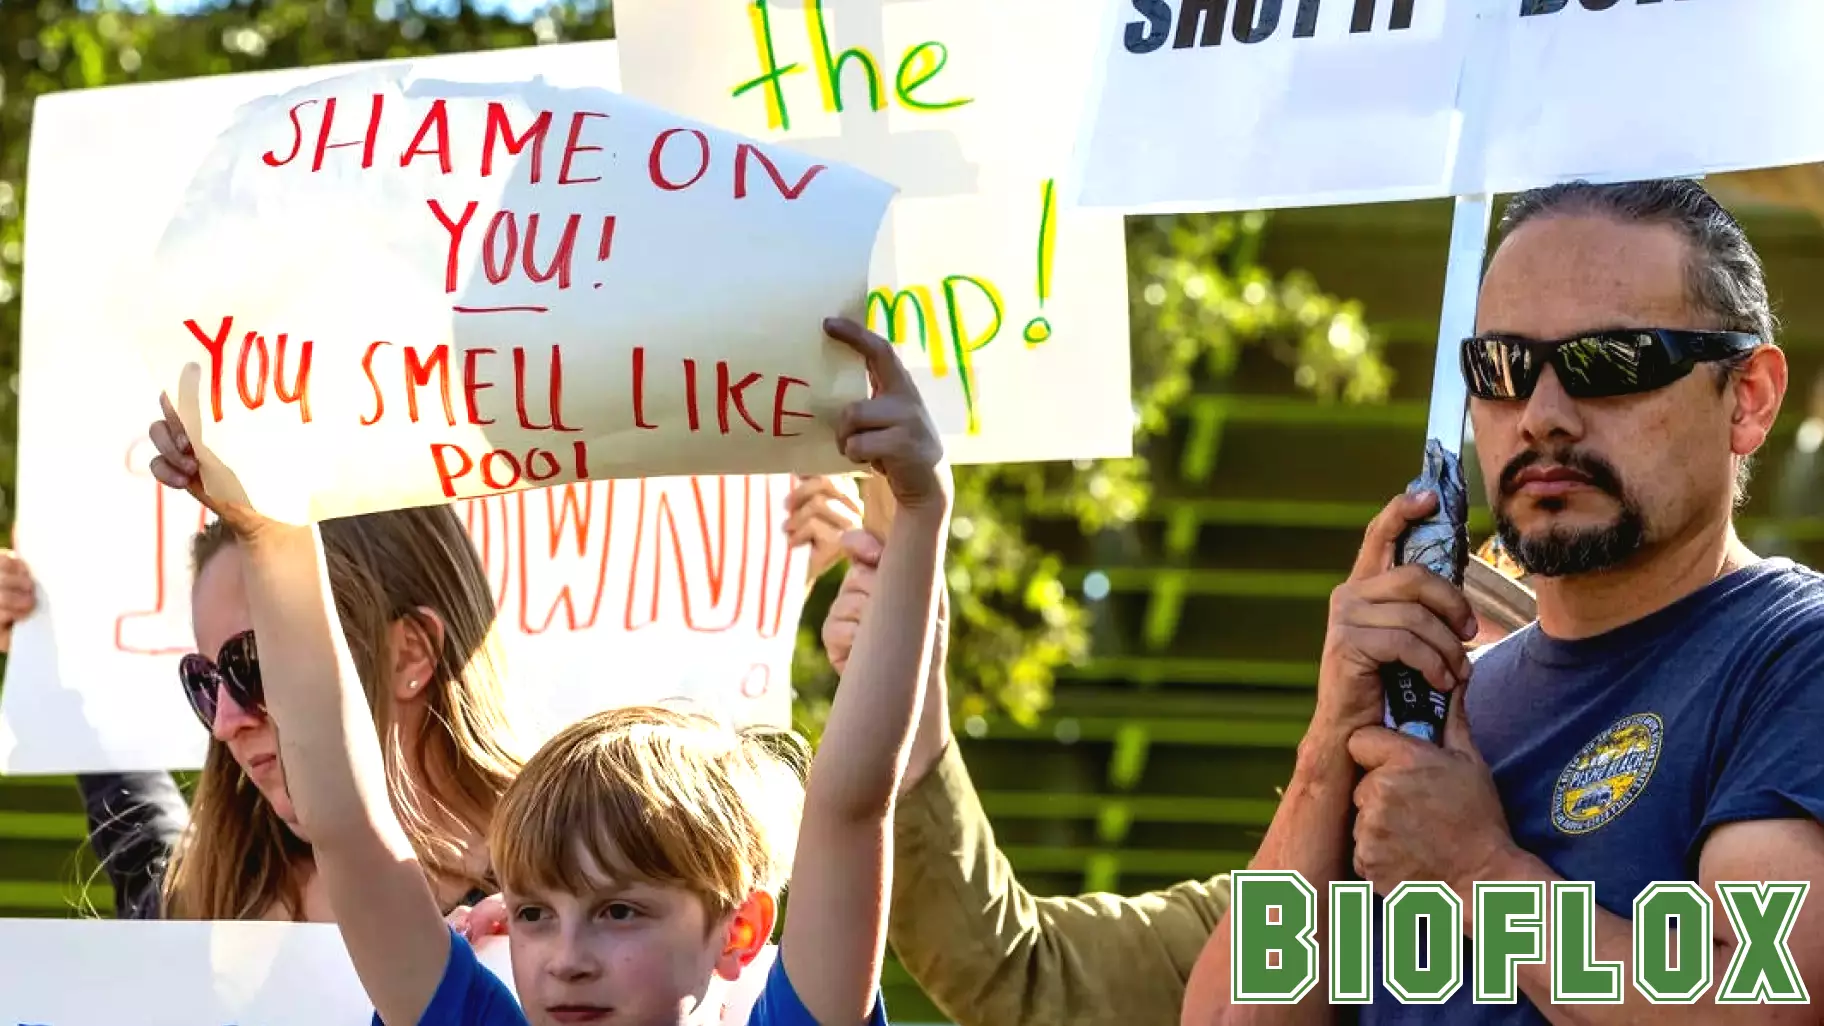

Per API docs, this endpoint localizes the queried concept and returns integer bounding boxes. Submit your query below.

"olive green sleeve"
[887,740,1232,1026]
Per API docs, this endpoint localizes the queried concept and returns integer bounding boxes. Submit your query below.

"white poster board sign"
[131,56,893,524]
[0,44,814,775]
[1070,0,1824,213]
[613,0,1134,465]
[0,919,776,1026]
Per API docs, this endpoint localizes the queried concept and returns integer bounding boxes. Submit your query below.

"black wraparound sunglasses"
[1461,328,1762,401]
[179,630,262,730]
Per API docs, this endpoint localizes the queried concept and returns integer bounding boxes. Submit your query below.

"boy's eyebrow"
[509,874,652,902]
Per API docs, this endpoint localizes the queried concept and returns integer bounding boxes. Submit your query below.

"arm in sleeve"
[887,740,1231,1026]
[75,771,190,919]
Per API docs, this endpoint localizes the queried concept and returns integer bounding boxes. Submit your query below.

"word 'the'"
[732,0,972,131]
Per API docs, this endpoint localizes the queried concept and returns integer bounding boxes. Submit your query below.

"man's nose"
[210,684,263,741]
[1517,364,1585,446]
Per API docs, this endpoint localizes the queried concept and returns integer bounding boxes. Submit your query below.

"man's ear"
[390,606,446,705]
[1730,344,1787,454]
[713,890,777,982]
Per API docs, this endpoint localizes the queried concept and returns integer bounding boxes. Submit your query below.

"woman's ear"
[390,606,446,705]
[713,890,777,982]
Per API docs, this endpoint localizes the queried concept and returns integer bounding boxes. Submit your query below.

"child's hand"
[147,394,283,543]
[786,474,865,580]
[825,317,950,514]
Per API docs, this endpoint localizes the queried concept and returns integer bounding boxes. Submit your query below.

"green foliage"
[1,2,1390,744]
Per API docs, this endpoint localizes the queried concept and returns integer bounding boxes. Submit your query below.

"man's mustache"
[1498,447,1626,498]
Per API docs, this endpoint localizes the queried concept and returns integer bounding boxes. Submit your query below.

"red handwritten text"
[629,346,813,438]
[431,440,590,499]
[429,199,610,299]
[116,466,803,656]
[184,315,314,423]
[261,94,606,185]
[359,342,578,432]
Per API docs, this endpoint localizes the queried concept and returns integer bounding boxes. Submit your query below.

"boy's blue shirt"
[383,927,890,1026]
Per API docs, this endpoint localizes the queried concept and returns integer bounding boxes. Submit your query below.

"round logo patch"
[1551,712,1663,835]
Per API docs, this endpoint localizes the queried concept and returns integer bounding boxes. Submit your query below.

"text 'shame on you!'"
[136,68,897,526]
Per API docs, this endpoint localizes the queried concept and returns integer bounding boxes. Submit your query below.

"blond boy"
[148,318,952,1026]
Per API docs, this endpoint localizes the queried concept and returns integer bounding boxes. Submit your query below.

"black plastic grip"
[1379,439,1469,744]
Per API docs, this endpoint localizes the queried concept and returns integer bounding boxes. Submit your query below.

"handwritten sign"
[1,44,812,775]
[1069,0,1824,212]
[0,919,776,1026]
[612,0,1135,465]
[131,56,895,525]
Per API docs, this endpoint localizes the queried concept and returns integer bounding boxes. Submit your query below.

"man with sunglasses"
[1184,177,1824,1025]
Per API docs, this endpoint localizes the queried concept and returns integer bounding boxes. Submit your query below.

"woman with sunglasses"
[164,505,527,920]
[77,502,529,922]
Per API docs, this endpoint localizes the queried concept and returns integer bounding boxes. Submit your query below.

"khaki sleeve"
[888,740,1233,1026]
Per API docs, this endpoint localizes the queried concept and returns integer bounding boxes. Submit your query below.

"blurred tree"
[0,0,1390,738]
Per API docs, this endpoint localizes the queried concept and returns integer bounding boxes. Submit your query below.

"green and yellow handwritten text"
[732,0,973,131]
[867,276,1003,436]
[1024,177,1057,346]
[864,178,1063,434]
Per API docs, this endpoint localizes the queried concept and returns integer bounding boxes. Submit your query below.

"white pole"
[1425,194,1492,450]
[1380,196,1493,742]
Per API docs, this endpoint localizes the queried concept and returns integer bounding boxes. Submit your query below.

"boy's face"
[505,848,773,1026]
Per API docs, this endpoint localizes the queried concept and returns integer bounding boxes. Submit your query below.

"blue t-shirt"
[1363,558,1824,1024]
[376,928,523,1026]
[748,952,891,1026]
[392,928,889,1026]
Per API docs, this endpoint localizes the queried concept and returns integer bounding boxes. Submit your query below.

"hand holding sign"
[148,392,277,544]
[135,65,897,525]
[825,316,950,514]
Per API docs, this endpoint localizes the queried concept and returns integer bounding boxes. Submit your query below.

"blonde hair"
[490,705,808,922]
[163,506,526,920]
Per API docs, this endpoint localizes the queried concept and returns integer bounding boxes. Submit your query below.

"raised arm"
[893,735,1233,1026]
[147,399,450,1026]
[780,317,951,1025]
[824,531,1230,1026]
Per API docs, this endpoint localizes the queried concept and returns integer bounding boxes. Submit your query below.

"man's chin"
[1498,518,1646,578]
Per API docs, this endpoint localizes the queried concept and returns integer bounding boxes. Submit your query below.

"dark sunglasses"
[178,630,262,730]
[1460,328,1761,401]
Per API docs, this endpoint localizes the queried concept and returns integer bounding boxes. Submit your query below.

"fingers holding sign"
[786,474,865,581]
[1346,686,1517,900]
[1301,489,1484,755]
[147,394,202,498]
[825,317,950,513]
[147,394,279,543]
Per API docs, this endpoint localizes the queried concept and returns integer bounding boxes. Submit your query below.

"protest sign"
[132,57,895,526]
[612,0,1134,464]
[0,919,777,1025]
[1,44,812,776]
[1069,0,1824,213]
